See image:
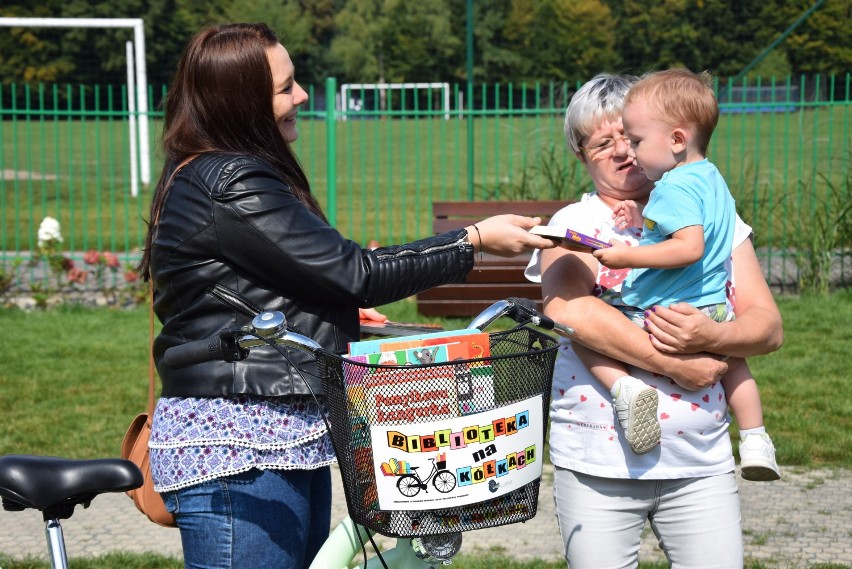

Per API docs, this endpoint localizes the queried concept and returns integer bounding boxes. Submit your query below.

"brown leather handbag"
[121,410,175,526]
[120,155,198,528]
[120,294,176,527]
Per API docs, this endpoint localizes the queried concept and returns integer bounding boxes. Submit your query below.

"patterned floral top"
[149,395,337,492]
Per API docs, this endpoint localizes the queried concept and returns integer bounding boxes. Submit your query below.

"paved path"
[1,466,849,567]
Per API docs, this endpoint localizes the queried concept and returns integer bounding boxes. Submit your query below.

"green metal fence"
[1,74,850,293]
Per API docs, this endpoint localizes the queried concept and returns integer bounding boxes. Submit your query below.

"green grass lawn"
[3,104,849,252]
[0,290,849,465]
[0,291,849,569]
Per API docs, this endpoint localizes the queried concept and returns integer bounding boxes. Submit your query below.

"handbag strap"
[148,290,157,416]
[147,154,200,416]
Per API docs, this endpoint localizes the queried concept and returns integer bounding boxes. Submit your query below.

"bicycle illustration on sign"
[393,455,457,497]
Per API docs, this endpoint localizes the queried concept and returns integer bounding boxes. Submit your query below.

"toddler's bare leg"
[724,358,781,481]
[721,358,763,429]
[572,342,628,391]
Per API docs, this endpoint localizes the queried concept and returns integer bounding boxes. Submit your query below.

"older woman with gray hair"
[526,74,783,568]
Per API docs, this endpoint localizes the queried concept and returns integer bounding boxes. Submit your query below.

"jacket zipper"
[207,284,264,318]
[372,236,469,259]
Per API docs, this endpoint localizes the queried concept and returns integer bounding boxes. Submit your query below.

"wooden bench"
[416,200,566,317]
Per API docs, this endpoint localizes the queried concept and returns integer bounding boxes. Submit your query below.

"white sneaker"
[739,433,781,481]
[612,377,660,454]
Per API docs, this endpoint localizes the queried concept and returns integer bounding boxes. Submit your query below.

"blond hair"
[626,68,719,154]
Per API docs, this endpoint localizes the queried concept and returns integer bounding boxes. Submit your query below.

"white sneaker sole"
[625,388,661,454]
[741,462,781,481]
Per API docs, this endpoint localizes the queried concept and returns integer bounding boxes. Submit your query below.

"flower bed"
[1,217,147,309]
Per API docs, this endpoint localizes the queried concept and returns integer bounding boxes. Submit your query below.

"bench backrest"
[431,200,566,234]
[417,200,567,317]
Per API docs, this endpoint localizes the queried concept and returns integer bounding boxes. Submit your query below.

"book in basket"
[345,330,495,418]
[347,327,481,357]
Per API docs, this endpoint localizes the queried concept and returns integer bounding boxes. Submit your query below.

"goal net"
[0,17,151,190]
[340,82,451,120]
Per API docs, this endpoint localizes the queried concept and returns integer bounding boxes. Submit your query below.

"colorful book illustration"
[379,331,489,357]
[530,225,611,252]
[380,457,413,476]
[347,328,480,357]
[364,365,460,425]
[343,329,497,422]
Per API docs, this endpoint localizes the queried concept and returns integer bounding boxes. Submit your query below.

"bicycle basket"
[317,325,558,537]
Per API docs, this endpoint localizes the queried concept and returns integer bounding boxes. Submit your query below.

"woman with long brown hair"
[140,22,554,568]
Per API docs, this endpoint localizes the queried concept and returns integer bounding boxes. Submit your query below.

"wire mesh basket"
[317,325,559,537]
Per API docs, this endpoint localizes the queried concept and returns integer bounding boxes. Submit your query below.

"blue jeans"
[162,467,332,569]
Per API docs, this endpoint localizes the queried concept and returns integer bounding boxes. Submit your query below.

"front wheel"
[397,475,421,497]
[432,471,456,493]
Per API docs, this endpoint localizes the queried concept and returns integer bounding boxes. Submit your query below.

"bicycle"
[0,298,569,569]
[166,297,569,567]
[0,455,142,569]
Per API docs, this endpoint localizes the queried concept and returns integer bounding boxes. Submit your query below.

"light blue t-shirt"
[620,159,735,309]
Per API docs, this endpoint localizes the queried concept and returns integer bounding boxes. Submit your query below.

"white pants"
[553,467,743,569]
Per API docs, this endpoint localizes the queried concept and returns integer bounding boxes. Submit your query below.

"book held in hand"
[530,225,610,252]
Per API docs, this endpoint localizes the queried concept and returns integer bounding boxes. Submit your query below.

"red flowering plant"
[78,249,146,306]
[22,216,147,308]
[81,249,121,288]
[120,264,148,306]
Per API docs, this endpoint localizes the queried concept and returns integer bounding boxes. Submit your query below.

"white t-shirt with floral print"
[525,192,751,479]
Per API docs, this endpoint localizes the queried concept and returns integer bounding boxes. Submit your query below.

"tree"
[608,0,849,80]
[219,0,317,84]
[612,0,702,74]
[784,0,852,75]
[328,0,390,83]
[299,0,347,87]
[379,0,460,83]
[444,0,515,84]
[0,0,95,86]
[502,0,619,82]
[330,0,463,84]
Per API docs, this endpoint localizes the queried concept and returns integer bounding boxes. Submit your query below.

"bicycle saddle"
[0,455,143,518]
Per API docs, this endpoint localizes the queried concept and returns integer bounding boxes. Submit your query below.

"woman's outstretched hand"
[467,215,558,257]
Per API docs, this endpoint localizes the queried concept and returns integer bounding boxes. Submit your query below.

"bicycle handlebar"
[161,298,566,566]
[471,297,574,338]
[163,311,322,370]
[163,297,572,370]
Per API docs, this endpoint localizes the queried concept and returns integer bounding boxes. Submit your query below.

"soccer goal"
[340,82,451,120]
[0,17,151,194]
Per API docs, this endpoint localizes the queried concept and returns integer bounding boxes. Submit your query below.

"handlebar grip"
[507,297,539,316]
[163,337,225,369]
[506,297,574,336]
[506,297,552,326]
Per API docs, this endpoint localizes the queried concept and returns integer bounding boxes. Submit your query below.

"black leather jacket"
[151,153,474,398]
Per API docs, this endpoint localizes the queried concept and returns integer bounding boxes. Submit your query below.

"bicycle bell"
[251,310,287,339]
[410,531,463,565]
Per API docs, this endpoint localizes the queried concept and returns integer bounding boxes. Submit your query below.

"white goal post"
[0,17,151,193]
[340,82,451,120]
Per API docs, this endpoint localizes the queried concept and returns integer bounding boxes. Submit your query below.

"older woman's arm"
[644,238,783,357]
[540,246,728,391]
